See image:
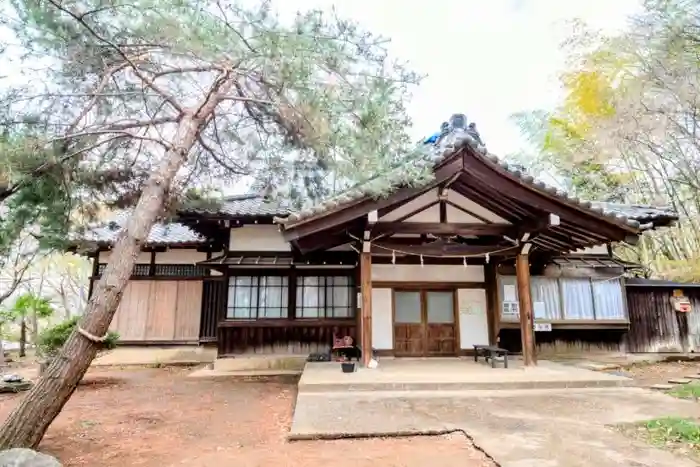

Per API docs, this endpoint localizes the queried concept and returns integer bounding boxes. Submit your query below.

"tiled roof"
[589,202,676,224]
[83,212,206,246]
[275,120,678,231]
[183,194,290,217]
[626,277,700,288]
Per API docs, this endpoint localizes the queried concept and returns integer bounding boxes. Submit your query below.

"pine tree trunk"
[0,115,203,449]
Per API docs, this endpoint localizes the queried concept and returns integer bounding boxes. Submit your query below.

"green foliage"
[1,293,54,323]
[513,0,700,277]
[643,417,700,446]
[668,382,700,400]
[37,316,118,358]
[2,0,425,215]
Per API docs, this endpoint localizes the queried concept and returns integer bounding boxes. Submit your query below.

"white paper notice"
[503,285,517,302]
[533,301,547,319]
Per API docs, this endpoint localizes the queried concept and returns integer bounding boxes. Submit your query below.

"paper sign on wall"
[458,289,483,315]
[503,285,517,302]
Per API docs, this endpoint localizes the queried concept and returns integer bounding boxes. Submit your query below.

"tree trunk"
[0,115,204,449]
[19,319,26,359]
[31,308,38,346]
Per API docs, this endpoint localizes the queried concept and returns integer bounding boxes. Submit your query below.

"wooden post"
[516,254,536,366]
[360,251,373,367]
[485,262,500,346]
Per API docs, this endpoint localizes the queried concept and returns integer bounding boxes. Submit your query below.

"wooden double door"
[393,289,458,357]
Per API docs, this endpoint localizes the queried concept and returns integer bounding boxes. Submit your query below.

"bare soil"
[0,367,495,467]
[623,360,700,386]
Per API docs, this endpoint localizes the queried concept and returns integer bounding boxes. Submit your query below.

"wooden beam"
[372,222,514,237]
[360,251,372,367]
[516,254,536,366]
[374,240,519,257]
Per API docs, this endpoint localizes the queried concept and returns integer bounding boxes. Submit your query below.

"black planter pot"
[341,362,356,373]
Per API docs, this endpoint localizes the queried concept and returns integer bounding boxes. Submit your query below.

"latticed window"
[96,263,206,277]
[227,276,289,319]
[296,276,355,318]
[154,264,206,276]
[97,263,150,276]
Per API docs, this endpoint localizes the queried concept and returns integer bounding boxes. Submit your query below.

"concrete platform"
[91,346,216,367]
[289,387,700,467]
[298,358,633,393]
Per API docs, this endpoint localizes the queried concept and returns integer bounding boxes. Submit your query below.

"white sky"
[279,0,642,156]
[0,0,642,158]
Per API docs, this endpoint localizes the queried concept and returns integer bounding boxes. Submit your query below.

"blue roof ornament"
[423,113,484,147]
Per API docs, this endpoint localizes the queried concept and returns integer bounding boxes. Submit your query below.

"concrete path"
[290,387,700,467]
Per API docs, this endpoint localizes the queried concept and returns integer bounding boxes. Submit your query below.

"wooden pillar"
[516,254,536,366]
[484,262,500,346]
[360,251,373,367]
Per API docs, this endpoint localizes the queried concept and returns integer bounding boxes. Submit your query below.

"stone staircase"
[649,374,700,390]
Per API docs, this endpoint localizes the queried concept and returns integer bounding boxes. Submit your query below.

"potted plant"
[37,317,119,374]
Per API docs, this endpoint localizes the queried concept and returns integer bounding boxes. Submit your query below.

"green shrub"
[37,317,119,358]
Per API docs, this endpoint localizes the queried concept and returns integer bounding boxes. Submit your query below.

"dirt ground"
[0,367,494,467]
[623,360,700,386]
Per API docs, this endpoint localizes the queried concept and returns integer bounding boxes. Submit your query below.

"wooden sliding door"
[393,289,457,357]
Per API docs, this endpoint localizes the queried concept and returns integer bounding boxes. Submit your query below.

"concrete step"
[668,378,691,384]
[188,368,301,379]
[213,355,307,372]
[649,384,674,390]
[298,378,634,393]
[685,375,700,380]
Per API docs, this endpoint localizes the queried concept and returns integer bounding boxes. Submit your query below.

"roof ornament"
[422,113,485,148]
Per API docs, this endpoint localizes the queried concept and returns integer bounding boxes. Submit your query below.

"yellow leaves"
[562,70,616,120]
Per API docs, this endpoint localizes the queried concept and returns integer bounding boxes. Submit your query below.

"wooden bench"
[473,344,509,368]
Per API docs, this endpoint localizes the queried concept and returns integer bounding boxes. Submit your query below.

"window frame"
[498,275,627,321]
[226,273,290,320]
[295,274,356,319]
[224,269,356,321]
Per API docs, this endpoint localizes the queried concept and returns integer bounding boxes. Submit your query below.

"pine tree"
[0,0,426,447]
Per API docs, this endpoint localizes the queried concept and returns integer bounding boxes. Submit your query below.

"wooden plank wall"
[199,279,226,342]
[625,286,700,353]
[110,281,202,342]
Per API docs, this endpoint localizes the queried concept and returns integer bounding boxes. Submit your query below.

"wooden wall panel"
[109,279,205,343]
[146,281,178,340]
[175,281,203,340]
[123,281,151,340]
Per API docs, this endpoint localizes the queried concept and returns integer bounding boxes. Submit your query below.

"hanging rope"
[78,326,110,343]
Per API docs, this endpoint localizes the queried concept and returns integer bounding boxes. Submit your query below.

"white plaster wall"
[404,204,440,223]
[229,225,290,251]
[446,204,483,223]
[99,250,206,264]
[155,250,207,264]
[371,288,393,350]
[98,251,151,263]
[570,244,610,255]
[447,190,510,224]
[379,189,438,221]
[457,288,489,348]
[372,264,484,282]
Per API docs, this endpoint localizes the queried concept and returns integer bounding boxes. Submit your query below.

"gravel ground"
[0,367,494,467]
